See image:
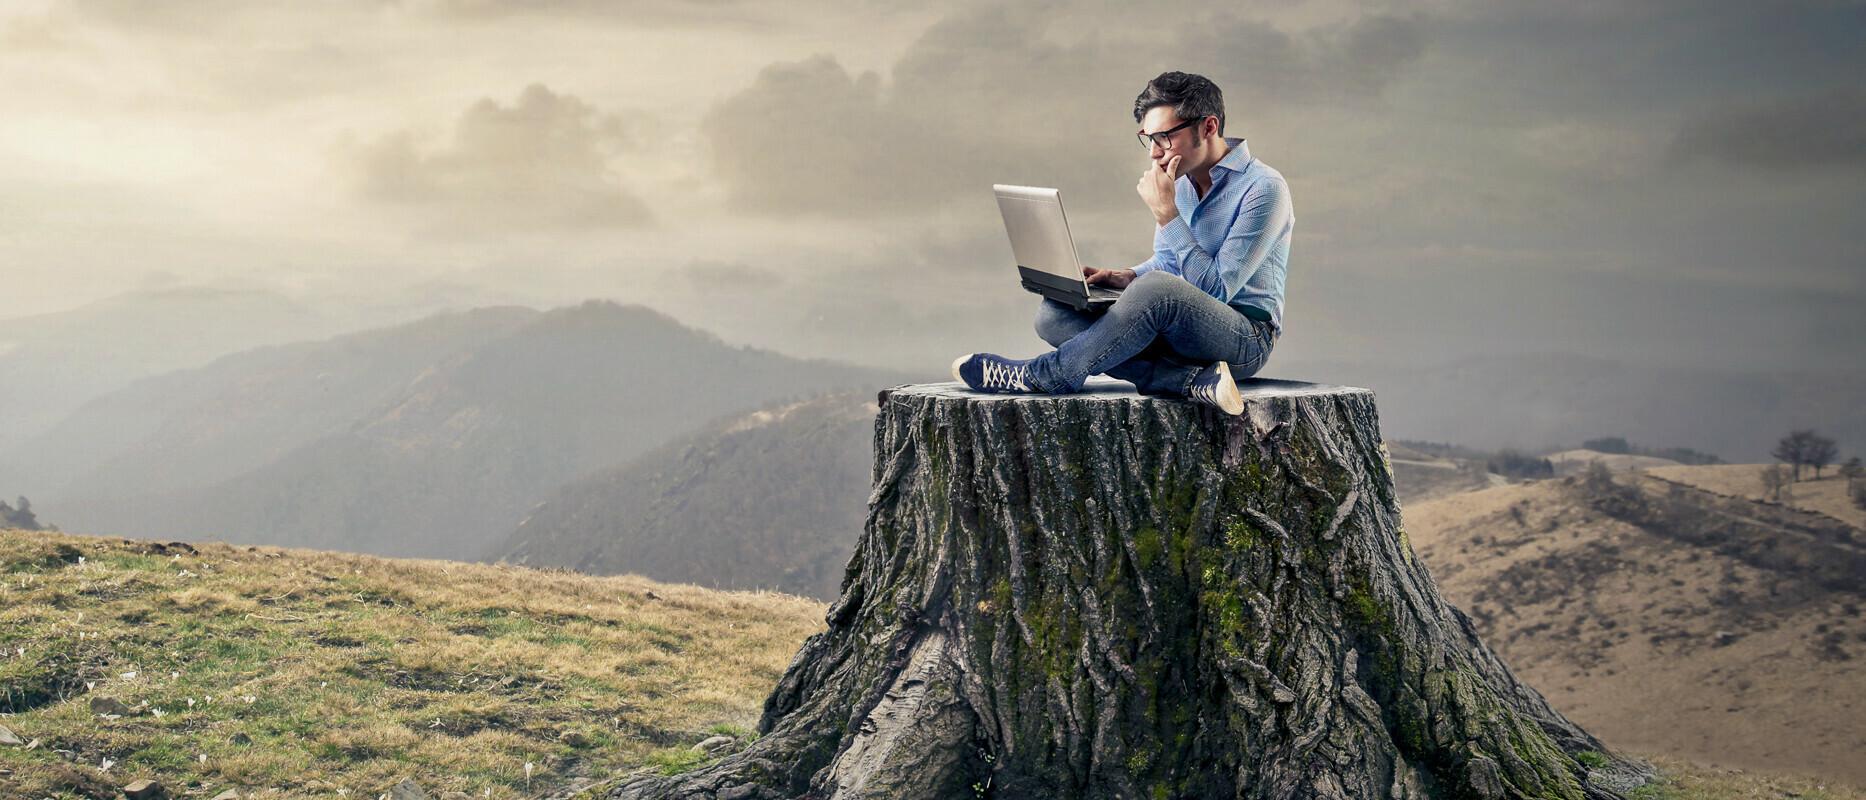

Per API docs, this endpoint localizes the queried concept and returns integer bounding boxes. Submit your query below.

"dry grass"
[1638,756,1866,799]
[1405,471,1866,785]
[0,529,826,799]
[1644,464,1865,529]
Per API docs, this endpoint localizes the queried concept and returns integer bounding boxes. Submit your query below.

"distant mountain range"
[1295,353,1866,463]
[487,392,877,601]
[17,301,915,560]
[0,287,336,456]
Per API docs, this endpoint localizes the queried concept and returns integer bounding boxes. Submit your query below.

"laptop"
[994,184,1122,311]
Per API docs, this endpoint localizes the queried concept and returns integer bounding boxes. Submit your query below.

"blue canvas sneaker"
[1187,361,1244,415]
[951,353,1036,393]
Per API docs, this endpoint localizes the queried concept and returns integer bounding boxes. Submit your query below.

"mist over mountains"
[1297,354,1866,463]
[5,301,913,560]
[3,288,1860,572]
[0,287,332,455]
[488,392,876,600]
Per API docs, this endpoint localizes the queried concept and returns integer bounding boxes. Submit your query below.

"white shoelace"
[983,359,1028,391]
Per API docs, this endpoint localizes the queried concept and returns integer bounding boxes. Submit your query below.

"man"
[952,71,1293,416]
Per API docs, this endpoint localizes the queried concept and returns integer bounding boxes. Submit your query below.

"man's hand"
[1137,154,1180,226]
[1083,266,1136,289]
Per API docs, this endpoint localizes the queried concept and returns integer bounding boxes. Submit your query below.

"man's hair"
[1134,71,1225,136]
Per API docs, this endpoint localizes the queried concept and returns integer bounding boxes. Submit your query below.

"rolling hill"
[1403,465,1866,783]
[4,305,543,501]
[0,287,337,460]
[30,301,914,560]
[486,392,877,601]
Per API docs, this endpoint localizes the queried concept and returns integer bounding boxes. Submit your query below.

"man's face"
[1139,106,1213,175]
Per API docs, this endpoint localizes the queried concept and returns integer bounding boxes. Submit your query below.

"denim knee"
[1033,300,1085,347]
[1122,269,1188,306]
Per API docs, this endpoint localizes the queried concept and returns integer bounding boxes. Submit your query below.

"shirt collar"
[1215,138,1252,174]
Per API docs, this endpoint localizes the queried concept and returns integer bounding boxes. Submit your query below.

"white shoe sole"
[1211,361,1245,416]
[951,355,970,384]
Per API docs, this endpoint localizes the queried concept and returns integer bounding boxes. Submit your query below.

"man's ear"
[1202,115,1220,140]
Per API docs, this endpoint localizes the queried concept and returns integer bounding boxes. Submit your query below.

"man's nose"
[1149,140,1166,159]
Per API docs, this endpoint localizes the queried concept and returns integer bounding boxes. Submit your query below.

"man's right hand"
[1084,267,1136,288]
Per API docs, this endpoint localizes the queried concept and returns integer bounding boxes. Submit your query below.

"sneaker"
[1187,361,1244,415]
[951,353,1036,393]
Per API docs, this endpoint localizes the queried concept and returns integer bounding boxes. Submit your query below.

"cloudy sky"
[3,0,1863,374]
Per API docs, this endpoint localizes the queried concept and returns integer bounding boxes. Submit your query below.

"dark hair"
[1133,71,1225,136]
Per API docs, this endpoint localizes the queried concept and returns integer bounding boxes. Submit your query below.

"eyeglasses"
[1137,118,1202,150]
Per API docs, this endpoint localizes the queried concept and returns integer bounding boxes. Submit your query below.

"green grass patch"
[0,530,828,800]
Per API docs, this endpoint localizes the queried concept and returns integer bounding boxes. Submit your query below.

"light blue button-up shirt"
[1130,138,1293,333]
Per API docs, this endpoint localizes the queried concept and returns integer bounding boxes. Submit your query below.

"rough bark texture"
[609,379,1649,800]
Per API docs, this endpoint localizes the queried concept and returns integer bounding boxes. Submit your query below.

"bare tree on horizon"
[1773,429,1840,481]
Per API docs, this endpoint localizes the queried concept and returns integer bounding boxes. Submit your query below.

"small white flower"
[243,695,256,703]
[87,681,96,690]
[198,754,207,763]
[151,708,165,718]
[187,698,196,707]
[99,757,115,773]
[171,671,180,679]
[120,671,138,679]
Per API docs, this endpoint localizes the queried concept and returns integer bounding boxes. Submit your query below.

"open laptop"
[994,184,1122,311]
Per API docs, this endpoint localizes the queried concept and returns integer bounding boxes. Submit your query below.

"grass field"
[0,530,826,799]
[3,528,1862,800]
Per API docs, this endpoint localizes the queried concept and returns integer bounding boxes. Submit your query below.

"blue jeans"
[1027,270,1276,396]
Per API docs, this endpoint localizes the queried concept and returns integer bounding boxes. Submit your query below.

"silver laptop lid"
[993,184,1086,284]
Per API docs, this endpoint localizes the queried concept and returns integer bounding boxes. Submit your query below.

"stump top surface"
[895,376,1370,404]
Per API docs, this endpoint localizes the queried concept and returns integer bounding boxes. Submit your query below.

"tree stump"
[610,379,1647,800]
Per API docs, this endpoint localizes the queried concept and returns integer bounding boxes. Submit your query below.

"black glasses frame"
[1137,118,1203,150]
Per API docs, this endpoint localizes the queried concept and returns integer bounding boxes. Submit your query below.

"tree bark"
[609,379,1648,800]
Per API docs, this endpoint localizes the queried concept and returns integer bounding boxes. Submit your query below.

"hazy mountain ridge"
[1298,353,1866,462]
[5,305,544,500]
[39,301,914,560]
[487,391,877,600]
[0,287,336,456]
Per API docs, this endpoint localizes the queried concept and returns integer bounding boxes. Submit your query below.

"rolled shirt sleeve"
[1151,177,1292,303]
[1129,140,1294,331]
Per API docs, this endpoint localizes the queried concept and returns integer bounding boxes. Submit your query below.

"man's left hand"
[1138,154,1180,226]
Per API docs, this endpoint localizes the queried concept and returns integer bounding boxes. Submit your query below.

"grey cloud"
[1177,13,1431,108]
[353,84,652,233]
[1669,86,1866,170]
[52,0,247,34]
[420,0,860,30]
[706,3,1428,217]
[682,260,783,289]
